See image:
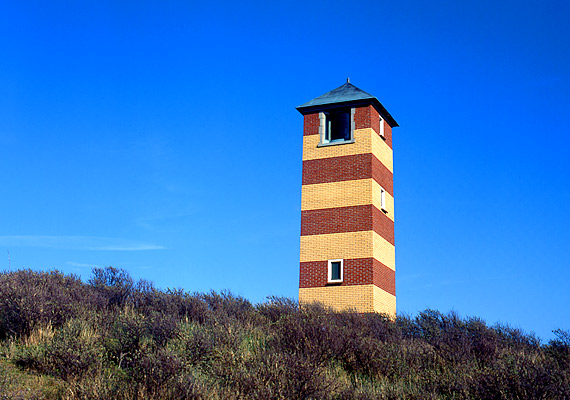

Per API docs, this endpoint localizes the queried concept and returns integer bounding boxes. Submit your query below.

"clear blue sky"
[1,1,569,341]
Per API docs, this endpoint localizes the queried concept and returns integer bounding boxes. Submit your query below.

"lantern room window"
[318,108,354,146]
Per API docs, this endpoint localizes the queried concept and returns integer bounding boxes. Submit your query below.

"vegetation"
[0,267,568,400]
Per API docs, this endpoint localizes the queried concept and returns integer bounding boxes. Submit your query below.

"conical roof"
[296,81,398,127]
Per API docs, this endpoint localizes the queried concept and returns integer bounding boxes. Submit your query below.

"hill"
[1,267,569,399]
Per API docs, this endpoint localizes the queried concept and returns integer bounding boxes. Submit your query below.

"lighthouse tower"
[297,80,398,315]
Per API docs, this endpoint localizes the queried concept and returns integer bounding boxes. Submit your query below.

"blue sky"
[1,0,569,341]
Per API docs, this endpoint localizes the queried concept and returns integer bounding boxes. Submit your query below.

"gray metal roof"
[296,81,398,127]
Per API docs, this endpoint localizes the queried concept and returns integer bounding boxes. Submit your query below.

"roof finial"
[347,77,350,83]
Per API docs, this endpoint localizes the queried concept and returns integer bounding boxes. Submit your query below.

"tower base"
[299,284,395,316]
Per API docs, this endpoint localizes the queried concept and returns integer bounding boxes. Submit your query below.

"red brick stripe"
[302,153,393,195]
[372,258,396,296]
[299,257,395,295]
[354,105,372,131]
[303,113,320,136]
[300,205,394,245]
[371,155,393,195]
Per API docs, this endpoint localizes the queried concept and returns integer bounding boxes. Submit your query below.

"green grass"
[0,358,65,399]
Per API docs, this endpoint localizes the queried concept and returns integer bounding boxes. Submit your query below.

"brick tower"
[297,80,398,315]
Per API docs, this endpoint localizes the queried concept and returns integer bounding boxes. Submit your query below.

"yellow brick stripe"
[300,231,395,270]
[373,229,396,270]
[302,128,393,173]
[299,284,396,316]
[301,179,395,222]
[299,285,373,312]
[372,285,396,317]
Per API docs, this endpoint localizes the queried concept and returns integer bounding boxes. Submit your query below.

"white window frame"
[328,259,344,283]
[380,187,387,212]
[318,108,355,146]
[379,115,385,139]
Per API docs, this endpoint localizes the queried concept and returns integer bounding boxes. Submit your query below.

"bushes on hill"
[0,269,104,340]
[0,267,568,399]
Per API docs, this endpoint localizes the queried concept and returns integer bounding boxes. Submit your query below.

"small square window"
[328,259,343,283]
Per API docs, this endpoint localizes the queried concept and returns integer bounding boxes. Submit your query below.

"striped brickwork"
[302,154,393,193]
[299,258,395,294]
[301,179,395,221]
[299,105,396,315]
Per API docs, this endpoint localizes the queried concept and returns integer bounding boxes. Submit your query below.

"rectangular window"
[379,115,385,139]
[380,187,387,212]
[319,108,354,145]
[328,259,343,283]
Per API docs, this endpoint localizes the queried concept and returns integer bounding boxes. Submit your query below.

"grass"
[0,358,65,399]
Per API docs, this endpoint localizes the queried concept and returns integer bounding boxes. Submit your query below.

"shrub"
[88,266,134,309]
[256,296,298,323]
[14,318,101,382]
[103,308,147,371]
[200,290,257,327]
[547,329,570,369]
[1,268,569,399]
[0,270,102,340]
